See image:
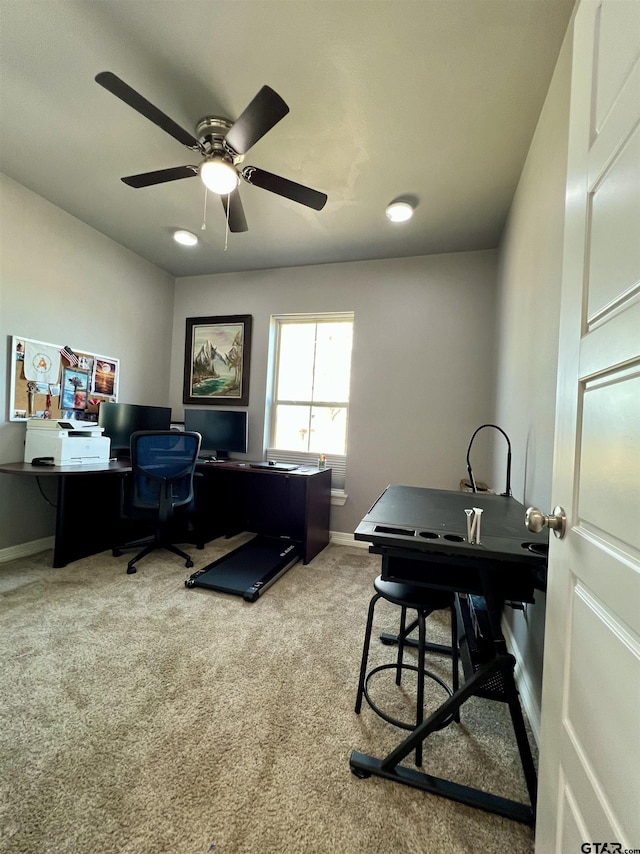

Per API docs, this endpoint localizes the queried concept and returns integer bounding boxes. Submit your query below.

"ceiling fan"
[95,71,327,233]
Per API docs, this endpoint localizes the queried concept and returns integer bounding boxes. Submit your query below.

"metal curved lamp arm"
[466,423,512,497]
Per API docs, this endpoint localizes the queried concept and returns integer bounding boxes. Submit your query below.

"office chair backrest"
[129,430,201,511]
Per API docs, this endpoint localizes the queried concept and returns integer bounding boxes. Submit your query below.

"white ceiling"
[0,0,574,278]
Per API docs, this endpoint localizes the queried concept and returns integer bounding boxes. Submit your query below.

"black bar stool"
[355,576,459,766]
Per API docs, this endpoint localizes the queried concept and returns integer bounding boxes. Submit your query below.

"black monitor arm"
[466,423,512,497]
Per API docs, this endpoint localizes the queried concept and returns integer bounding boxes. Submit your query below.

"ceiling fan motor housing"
[196,116,244,164]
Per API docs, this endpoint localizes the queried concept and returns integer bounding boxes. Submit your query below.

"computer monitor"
[183,409,248,460]
[98,402,172,456]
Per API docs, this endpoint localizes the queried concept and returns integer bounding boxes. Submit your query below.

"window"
[267,313,354,491]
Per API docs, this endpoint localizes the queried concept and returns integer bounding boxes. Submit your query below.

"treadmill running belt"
[185,536,302,601]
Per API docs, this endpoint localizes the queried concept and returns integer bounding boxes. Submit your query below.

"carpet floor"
[0,536,536,854]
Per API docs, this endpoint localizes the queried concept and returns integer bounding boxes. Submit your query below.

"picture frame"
[61,367,90,411]
[183,315,252,406]
[92,357,118,396]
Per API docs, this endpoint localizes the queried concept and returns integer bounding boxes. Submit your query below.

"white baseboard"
[502,617,541,746]
[329,531,369,548]
[0,536,54,564]
[3,532,361,563]
[0,532,362,563]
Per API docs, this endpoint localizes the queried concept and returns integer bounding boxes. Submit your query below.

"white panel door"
[534,1,640,852]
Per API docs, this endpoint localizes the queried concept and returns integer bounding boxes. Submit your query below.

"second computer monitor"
[98,402,172,455]
[183,409,248,459]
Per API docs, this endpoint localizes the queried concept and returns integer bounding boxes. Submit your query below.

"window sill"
[331,490,347,506]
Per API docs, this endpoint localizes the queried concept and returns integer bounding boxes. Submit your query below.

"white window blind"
[268,312,354,491]
[266,449,347,490]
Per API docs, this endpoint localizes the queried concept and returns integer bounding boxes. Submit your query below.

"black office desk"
[193,461,331,565]
[0,460,131,567]
[0,461,331,568]
[350,485,548,825]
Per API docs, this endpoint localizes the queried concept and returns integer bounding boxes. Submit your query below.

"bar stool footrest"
[363,663,455,731]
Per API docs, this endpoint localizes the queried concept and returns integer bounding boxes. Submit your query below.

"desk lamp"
[466,423,512,497]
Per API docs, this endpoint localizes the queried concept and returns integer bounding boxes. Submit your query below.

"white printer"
[24,419,111,466]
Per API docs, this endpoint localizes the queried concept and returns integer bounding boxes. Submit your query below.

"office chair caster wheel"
[350,767,371,779]
[126,565,137,575]
[185,559,194,568]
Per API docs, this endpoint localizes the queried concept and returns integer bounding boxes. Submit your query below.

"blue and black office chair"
[113,430,202,575]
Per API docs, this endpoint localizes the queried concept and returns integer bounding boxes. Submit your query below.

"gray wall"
[1,169,499,550]
[493,26,573,730]
[170,251,498,534]
[0,174,175,550]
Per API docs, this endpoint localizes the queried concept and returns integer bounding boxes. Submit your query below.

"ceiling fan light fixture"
[173,229,198,246]
[385,201,414,222]
[199,158,239,195]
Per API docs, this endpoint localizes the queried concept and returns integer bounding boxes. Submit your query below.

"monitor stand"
[185,535,302,602]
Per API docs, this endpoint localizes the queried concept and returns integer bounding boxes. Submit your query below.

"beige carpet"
[0,536,536,854]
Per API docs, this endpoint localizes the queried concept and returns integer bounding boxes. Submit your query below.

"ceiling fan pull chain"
[224,193,230,251]
[201,186,208,231]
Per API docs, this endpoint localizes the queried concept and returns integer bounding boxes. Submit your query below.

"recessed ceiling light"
[173,230,198,246]
[385,201,414,222]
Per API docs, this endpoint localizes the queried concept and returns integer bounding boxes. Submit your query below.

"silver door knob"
[525,505,567,539]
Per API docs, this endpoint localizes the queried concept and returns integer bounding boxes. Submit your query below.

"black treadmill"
[185,535,302,602]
